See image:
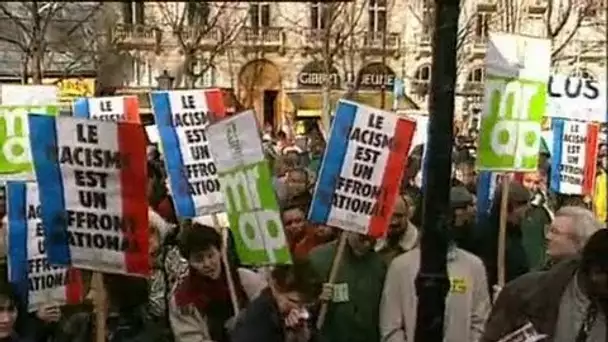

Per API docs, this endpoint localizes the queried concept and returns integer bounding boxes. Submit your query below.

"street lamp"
[156,70,175,90]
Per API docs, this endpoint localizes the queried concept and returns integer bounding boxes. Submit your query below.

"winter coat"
[380,247,490,342]
[169,268,266,342]
[520,197,553,271]
[477,211,529,290]
[481,259,607,342]
[308,242,386,342]
[231,288,319,342]
[53,307,164,342]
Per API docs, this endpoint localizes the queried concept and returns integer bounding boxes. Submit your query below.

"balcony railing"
[301,28,340,49]
[178,27,221,48]
[240,27,285,51]
[467,36,488,58]
[361,31,401,53]
[113,24,160,49]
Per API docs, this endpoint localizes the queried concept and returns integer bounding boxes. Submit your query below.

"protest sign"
[28,116,149,276]
[547,74,606,123]
[1,85,58,106]
[550,118,599,195]
[0,105,59,180]
[150,89,226,218]
[73,96,140,123]
[477,33,551,171]
[6,182,83,312]
[308,100,416,237]
[207,110,291,265]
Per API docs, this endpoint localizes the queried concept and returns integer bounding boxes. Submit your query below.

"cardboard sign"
[73,96,140,123]
[477,33,551,171]
[207,110,291,265]
[309,100,415,237]
[1,85,58,106]
[150,89,226,218]
[28,116,149,276]
[0,105,59,180]
[547,74,606,123]
[6,182,83,312]
[550,119,599,195]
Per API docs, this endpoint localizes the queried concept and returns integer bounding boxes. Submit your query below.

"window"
[475,12,490,38]
[130,58,156,87]
[467,67,485,83]
[122,1,145,25]
[368,0,387,33]
[421,0,433,35]
[415,64,431,82]
[188,60,216,88]
[249,3,271,29]
[310,2,330,30]
[187,2,210,26]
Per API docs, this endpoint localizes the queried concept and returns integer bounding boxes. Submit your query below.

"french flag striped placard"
[309,100,416,237]
[7,181,83,312]
[73,96,140,123]
[150,89,226,218]
[28,115,150,276]
[550,118,599,195]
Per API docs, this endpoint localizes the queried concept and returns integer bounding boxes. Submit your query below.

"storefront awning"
[286,90,419,118]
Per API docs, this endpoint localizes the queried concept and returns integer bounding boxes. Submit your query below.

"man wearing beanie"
[449,186,481,257]
[482,229,608,342]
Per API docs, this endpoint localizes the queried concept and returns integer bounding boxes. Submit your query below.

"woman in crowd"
[230,261,322,342]
[0,283,28,342]
[169,223,266,342]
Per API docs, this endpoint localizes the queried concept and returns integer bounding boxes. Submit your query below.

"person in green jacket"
[308,232,387,342]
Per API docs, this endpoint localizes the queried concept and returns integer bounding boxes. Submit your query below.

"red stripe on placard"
[123,96,141,123]
[583,123,599,195]
[118,122,150,276]
[368,118,416,238]
[65,268,83,304]
[204,89,227,122]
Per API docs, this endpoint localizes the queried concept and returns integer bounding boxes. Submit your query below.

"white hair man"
[545,206,604,264]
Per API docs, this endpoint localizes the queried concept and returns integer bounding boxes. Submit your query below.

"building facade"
[109,0,607,128]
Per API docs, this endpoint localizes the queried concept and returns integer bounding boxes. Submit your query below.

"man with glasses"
[544,206,603,269]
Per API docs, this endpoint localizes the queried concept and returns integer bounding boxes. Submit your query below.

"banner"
[150,89,226,218]
[547,74,606,123]
[0,105,59,180]
[477,33,551,171]
[73,96,140,123]
[550,119,599,195]
[1,85,58,106]
[28,116,149,276]
[308,100,416,237]
[476,171,499,223]
[207,110,291,265]
[6,182,83,311]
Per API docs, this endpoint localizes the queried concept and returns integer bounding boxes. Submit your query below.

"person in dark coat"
[482,229,608,342]
[478,181,531,296]
[231,260,322,342]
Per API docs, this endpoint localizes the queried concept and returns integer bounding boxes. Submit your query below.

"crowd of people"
[0,125,606,342]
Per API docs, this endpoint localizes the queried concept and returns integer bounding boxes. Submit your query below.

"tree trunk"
[21,55,29,85]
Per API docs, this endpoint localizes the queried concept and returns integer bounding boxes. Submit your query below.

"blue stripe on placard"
[476,171,493,224]
[308,101,357,223]
[150,92,195,217]
[28,114,71,265]
[550,119,564,193]
[72,98,90,118]
[6,182,29,304]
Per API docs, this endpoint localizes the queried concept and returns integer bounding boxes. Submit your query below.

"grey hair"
[555,206,603,249]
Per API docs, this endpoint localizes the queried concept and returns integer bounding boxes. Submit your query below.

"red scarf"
[174,267,246,312]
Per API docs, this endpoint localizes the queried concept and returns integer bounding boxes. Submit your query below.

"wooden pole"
[315,231,348,330]
[221,227,240,315]
[92,272,106,342]
[497,175,510,287]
